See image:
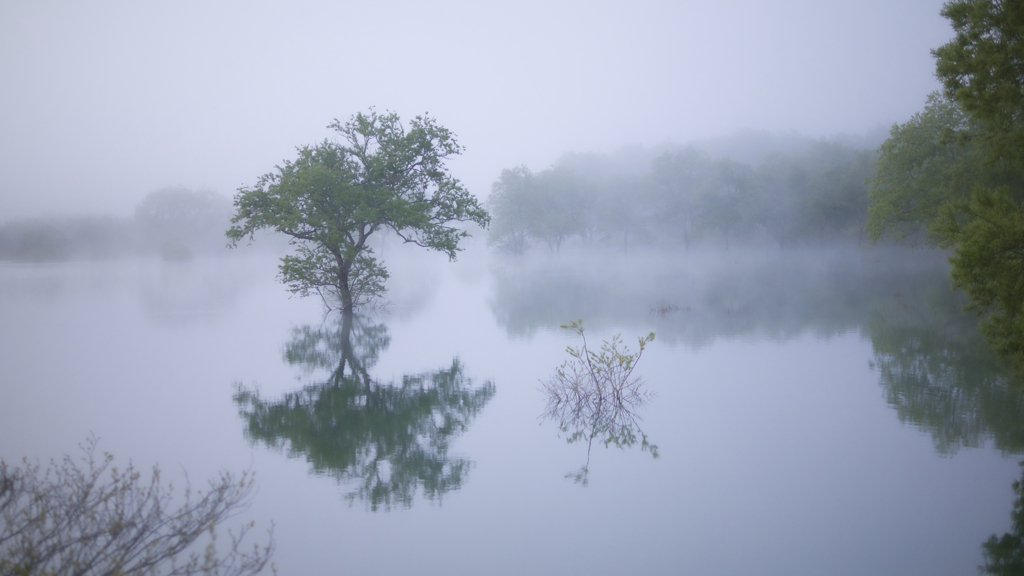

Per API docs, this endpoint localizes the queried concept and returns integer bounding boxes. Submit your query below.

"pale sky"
[0,0,952,218]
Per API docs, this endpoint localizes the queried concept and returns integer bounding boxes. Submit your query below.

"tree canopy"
[227,110,489,311]
[933,0,1024,160]
[931,0,1024,372]
[486,141,873,253]
[868,0,1024,374]
[866,92,998,245]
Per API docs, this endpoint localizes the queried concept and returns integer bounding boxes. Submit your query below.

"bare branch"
[0,438,274,576]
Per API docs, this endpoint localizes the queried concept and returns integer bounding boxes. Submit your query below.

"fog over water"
[1,0,949,217]
[7,2,1021,575]
[3,243,1024,575]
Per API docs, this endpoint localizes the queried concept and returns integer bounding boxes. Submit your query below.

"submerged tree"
[0,438,273,576]
[541,320,657,486]
[227,110,490,311]
[234,314,495,510]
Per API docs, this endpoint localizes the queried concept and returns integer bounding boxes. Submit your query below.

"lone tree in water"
[227,110,489,312]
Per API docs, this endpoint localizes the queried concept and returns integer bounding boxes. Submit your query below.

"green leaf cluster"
[938,186,1024,371]
[867,92,994,245]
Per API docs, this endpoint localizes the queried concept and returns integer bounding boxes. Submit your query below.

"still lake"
[2,242,1023,575]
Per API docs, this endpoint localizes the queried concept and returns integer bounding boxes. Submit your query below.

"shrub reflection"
[541,320,658,486]
[235,313,495,510]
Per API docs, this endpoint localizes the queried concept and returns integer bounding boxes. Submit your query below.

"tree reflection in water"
[868,284,1024,455]
[982,462,1024,575]
[234,313,495,510]
[541,320,658,486]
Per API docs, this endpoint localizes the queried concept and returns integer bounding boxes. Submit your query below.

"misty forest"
[4,1,1024,575]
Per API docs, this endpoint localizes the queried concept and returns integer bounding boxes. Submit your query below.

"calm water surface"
[1,245,1022,575]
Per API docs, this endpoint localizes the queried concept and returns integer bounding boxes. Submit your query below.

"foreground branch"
[0,437,274,576]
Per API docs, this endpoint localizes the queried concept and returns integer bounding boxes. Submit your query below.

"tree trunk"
[338,254,354,312]
[340,287,354,312]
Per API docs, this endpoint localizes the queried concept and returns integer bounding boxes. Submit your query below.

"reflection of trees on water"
[981,463,1024,575]
[234,314,495,510]
[541,323,657,486]
[490,245,950,345]
[493,245,1024,457]
[868,284,1024,455]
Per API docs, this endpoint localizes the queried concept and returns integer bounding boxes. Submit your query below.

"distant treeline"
[0,188,233,262]
[487,139,875,253]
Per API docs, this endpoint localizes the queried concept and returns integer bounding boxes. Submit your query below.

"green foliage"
[934,0,1024,161]
[868,1,1024,373]
[234,314,495,510]
[533,167,592,250]
[695,158,755,246]
[228,110,489,311]
[488,139,875,253]
[486,166,535,254]
[801,142,875,239]
[929,1,1024,375]
[542,320,656,485]
[0,437,273,576]
[936,186,1024,373]
[592,173,653,250]
[866,92,1004,245]
[486,165,590,253]
[649,148,708,248]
